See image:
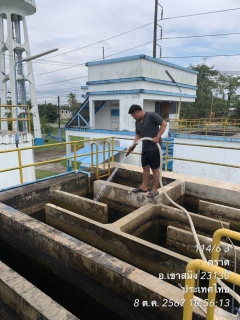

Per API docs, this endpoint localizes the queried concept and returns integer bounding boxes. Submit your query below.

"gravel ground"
[34,147,67,173]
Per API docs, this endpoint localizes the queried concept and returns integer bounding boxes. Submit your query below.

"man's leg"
[140,165,150,191]
[151,168,160,192]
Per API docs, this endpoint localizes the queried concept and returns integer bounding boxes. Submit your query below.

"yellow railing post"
[91,142,99,179]
[73,141,77,170]
[17,148,24,184]
[102,139,106,170]
[206,229,240,319]
[102,140,111,176]
[183,259,240,320]
[165,141,169,171]
[111,137,114,162]
[28,105,31,133]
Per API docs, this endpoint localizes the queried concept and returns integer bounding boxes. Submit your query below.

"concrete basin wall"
[0,202,233,320]
[50,190,108,223]
[45,203,190,286]
[0,172,89,214]
[0,261,78,320]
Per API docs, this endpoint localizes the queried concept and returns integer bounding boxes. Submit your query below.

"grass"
[34,129,84,153]
[35,169,59,179]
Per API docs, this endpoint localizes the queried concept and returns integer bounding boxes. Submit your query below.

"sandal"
[132,187,148,193]
[147,190,159,198]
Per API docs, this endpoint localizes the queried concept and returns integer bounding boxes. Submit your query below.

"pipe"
[0,170,77,192]
[78,169,92,190]
[183,259,240,320]
[206,229,240,319]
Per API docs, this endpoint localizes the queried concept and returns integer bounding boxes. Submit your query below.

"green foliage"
[38,103,58,123]
[181,64,219,119]
[67,92,78,108]
[181,64,240,119]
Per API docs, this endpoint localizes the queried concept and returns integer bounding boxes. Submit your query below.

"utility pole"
[57,96,62,143]
[153,0,158,58]
[153,1,163,58]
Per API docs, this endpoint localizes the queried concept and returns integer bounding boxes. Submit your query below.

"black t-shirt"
[135,112,164,152]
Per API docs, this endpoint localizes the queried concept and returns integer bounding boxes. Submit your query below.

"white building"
[65,54,198,167]
[61,109,73,119]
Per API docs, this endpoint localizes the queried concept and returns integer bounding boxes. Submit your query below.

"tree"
[67,92,78,108]
[181,64,219,119]
[215,74,240,117]
[38,103,58,123]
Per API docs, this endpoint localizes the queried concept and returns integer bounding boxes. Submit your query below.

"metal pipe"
[102,140,111,176]
[17,148,23,183]
[90,142,99,179]
[206,229,240,319]
[0,171,77,192]
[78,169,92,191]
[73,141,77,170]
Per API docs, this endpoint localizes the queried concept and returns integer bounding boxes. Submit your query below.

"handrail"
[183,258,240,320]
[207,229,240,319]
[90,141,99,179]
[0,105,31,133]
[170,118,240,136]
[1,137,240,186]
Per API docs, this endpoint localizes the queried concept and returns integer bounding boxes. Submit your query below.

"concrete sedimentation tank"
[0,161,238,319]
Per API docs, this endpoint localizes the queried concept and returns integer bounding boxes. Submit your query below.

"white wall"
[88,57,197,88]
[119,95,143,131]
[0,135,35,189]
[173,137,240,184]
[141,59,197,87]
[95,101,111,129]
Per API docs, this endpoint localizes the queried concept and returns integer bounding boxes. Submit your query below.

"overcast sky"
[24,0,240,105]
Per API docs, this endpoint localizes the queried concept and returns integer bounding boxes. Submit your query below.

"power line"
[162,7,240,20]
[34,7,240,62]
[29,0,120,37]
[34,31,240,77]
[33,30,240,76]
[35,75,88,87]
[41,23,154,61]
[161,32,240,40]
[162,53,240,59]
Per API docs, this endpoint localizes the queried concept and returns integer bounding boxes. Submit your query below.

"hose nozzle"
[126,143,137,156]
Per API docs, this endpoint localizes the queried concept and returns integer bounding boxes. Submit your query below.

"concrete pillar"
[23,18,43,145]
[89,98,95,128]
[0,15,8,130]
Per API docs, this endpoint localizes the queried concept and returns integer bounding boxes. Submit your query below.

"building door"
[155,102,170,119]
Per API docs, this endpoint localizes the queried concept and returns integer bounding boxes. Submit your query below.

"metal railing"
[0,137,115,188]
[183,228,240,320]
[0,136,240,188]
[0,105,31,132]
[163,140,240,172]
[170,118,240,136]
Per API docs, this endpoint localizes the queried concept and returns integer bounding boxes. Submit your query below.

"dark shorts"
[141,150,160,169]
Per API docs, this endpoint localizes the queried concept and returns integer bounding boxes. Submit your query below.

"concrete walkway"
[34,148,67,174]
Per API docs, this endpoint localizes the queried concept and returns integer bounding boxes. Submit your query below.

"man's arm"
[152,120,167,144]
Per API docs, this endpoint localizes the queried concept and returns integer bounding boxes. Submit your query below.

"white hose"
[134,137,240,307]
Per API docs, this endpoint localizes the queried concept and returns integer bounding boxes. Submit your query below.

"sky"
[23,0,240,105]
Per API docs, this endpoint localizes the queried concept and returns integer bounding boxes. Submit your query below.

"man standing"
[127,104,167,198]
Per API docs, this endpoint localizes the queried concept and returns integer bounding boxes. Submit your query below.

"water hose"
[132,137,240,309]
